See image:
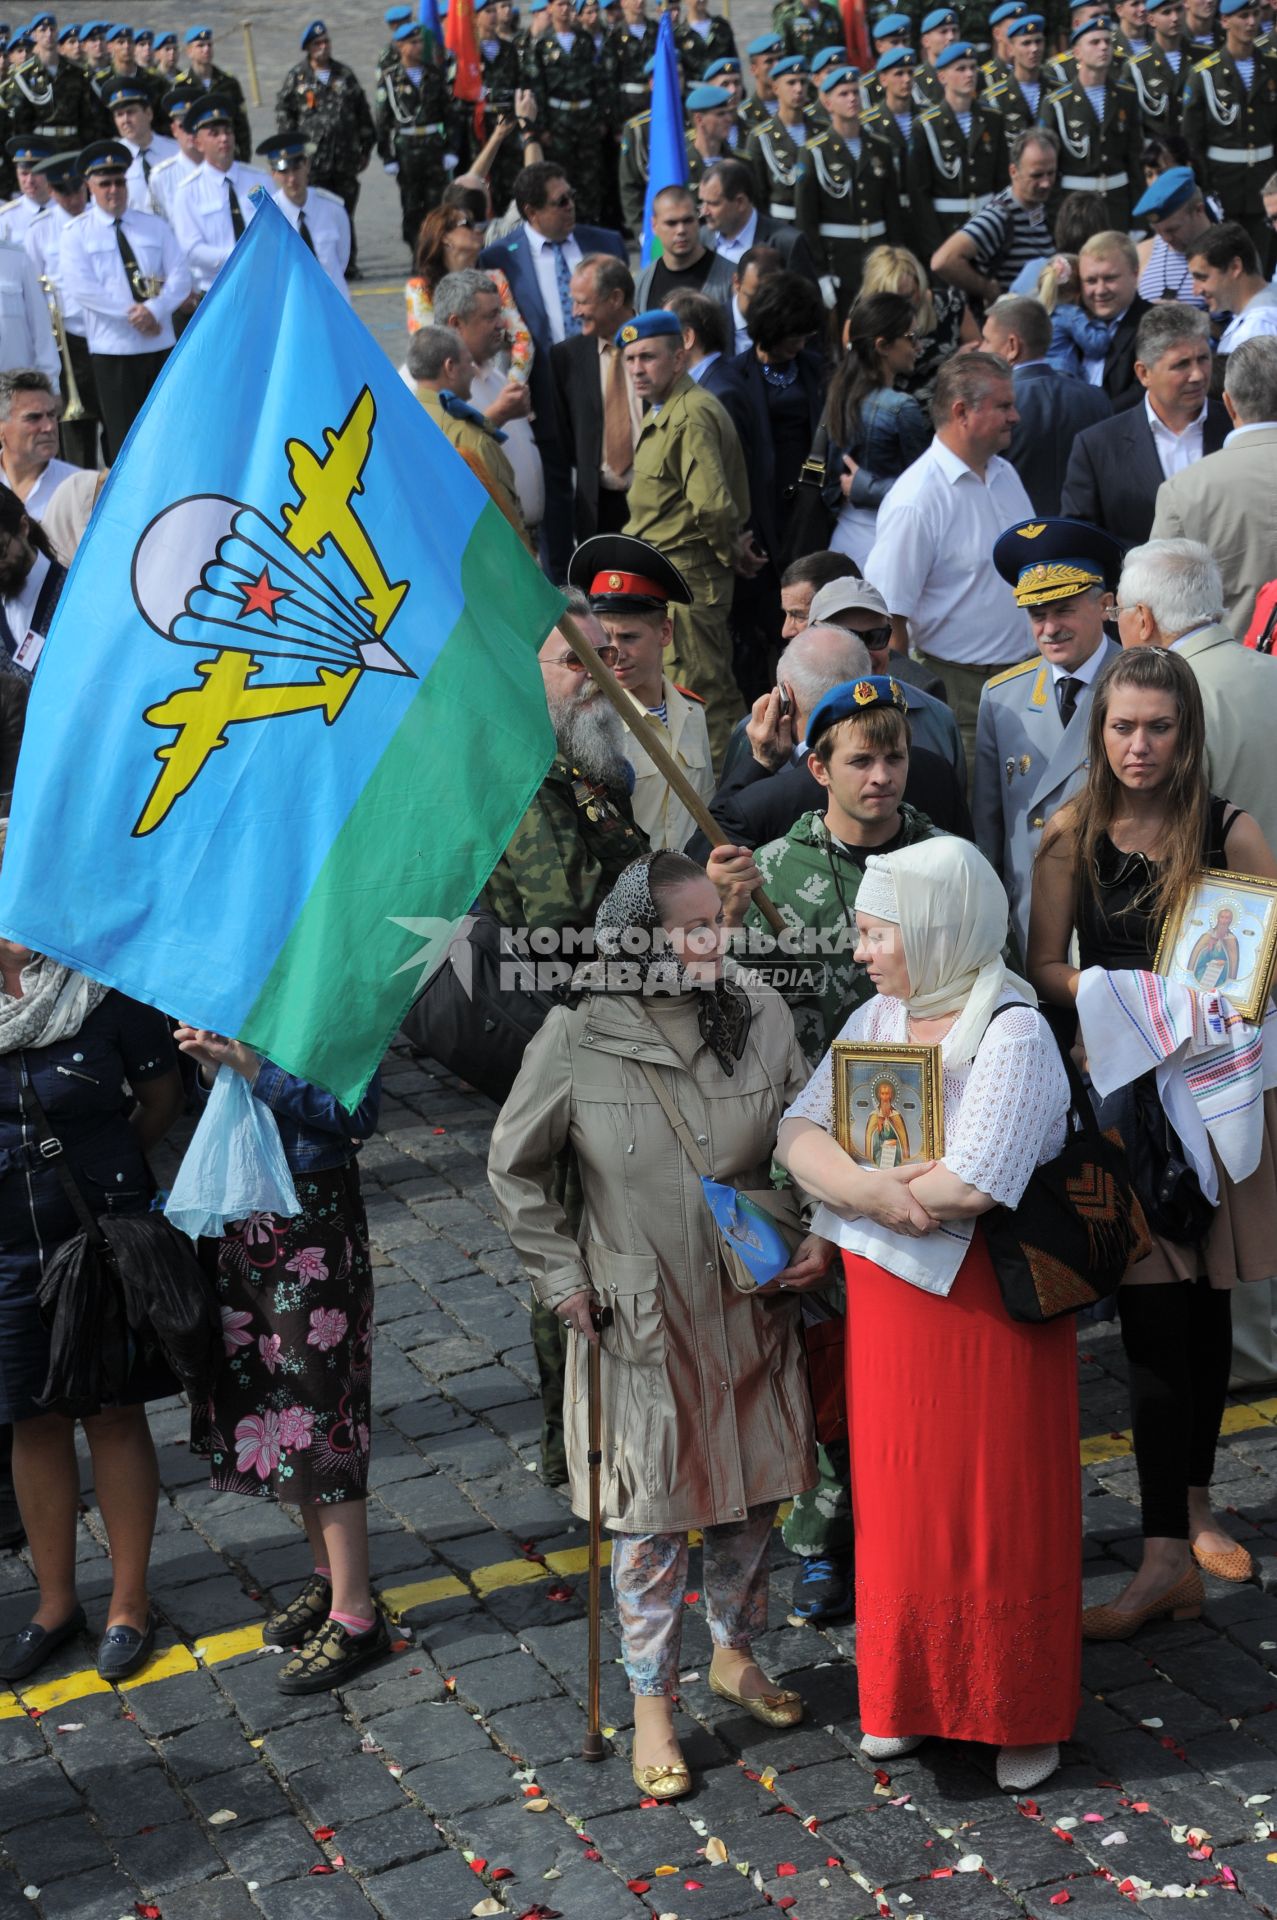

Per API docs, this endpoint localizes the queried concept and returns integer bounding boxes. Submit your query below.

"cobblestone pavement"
[5,1044,1277,1919]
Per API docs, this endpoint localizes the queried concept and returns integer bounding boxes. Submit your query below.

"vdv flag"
[419,0,445,53]
[641,13,689,267]
[0,196,563,1108]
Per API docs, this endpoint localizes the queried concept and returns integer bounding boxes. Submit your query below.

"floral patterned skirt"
[190,1163,373,1505]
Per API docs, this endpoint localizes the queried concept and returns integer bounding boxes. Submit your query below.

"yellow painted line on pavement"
[1080,1394,1277,1469]
[121,1644,198,1688]
[382,1573,469,1611]
[19,1669,112,1710]
[194,1624,273,1665]
[351,282,403,297]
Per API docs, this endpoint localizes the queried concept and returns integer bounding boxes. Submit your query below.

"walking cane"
[582,1309,606,1761]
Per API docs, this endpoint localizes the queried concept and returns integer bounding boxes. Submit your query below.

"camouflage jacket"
[375,58,451,163]
[275,57,376,179]
[481,756,648,935]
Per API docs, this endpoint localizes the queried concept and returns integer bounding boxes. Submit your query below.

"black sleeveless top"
[1077,796,1238,971]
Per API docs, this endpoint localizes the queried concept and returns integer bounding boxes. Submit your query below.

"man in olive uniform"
[7,11,102,148]
[411,323,532,548]
[610,0,657,127]
[376,21,449,250]
[1043,0,1110,82]
[863,44,917,215]
[1183,0,1277,263]
[744,52,816,223]
[773,0,844,62]
[739,29,781,131]
[101,25,168,134]
[1040,16,1143,228]
[523,0,604,222]
[379,5,411,75]
[1127,0,1190,134]
[476,1,526,207]
[862,11,913,108]
[914,5,961,106]
[982,11,1047,135]
[621,308,753,769]
[675,0,737,82]
[908,40,1008,261]
[795,64,894,310]
[173,27,250,160]
[275,22,375,280]
[984,0,1030,86]
[685,80,735,189]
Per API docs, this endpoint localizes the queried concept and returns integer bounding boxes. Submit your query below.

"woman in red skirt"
[778,837,1080,1793]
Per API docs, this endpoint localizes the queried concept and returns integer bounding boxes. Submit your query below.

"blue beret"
[820,62,861,88]
[1069,12,1111,38]
[1005,12,1044,33]
[686,82,731,108]
[26,10,53,29]
[104,22,132,40]
[76,136,131,173]
[300,17,325,46]
[182,23,211,41]
[152,29,175,47]
[921,7,958,31]
[771,52,808,74]
[745,30,781,53]
[874,42,915,67]
[808,676,909,744]
[134,25,152,39]
[384,4,410,19]
[1221,0,1258,16]
[992,516,1123,605]
[104,78,150,107]
[1132,163,1200,218]
[872,10,910,34]
[392,17,424,36]
[56,22,78,40]
[704,54,739,76]
[185,92,235,129]
[811,43,845,68]
[934,36,975,64]
[989,1,1028,21]
[616,309,682,347]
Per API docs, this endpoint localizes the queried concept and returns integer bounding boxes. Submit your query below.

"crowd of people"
[0,0,1276,1816]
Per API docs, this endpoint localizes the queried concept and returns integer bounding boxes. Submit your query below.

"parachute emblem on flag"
[127,386,414,839]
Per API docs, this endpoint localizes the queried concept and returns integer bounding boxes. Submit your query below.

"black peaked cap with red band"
[567,535,693,614]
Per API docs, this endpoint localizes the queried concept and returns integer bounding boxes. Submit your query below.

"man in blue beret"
[6,6,101,154]
[739,30,781,132]
[1132,165,1213,304]
[1124,0,1191,136]
[100,24,170,134]
[773,0,843,64]
[373,22,450,250]
[1183,0,1277,267]
[619,307,755,767]
[914,4,961,106]
[378,3,412,74]
[744,53,818,224]
[861,12,912,107]
[149,30,178,80]
[684,81,736,193]
[172,26,250,160]
[983,0,1028,86]
[980,12,1047,139]
[862,46,917,207]
[908,40,1010,262]
[610,0,658,134]
[274,20,374,281]
[1040,15,1143,230]
[521,0,607,223]
[794,64,896,314]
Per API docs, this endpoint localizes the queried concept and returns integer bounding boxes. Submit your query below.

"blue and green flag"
[641,12,690,266]
[0,196,562,1107]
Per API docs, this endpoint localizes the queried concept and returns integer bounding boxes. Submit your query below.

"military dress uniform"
[24,186,101,466]
[523,26,604,221]
[793,125,894,309]
[609,17,657,128]
[274,58,375,273]
[375,54,450,248]
[675,14,737,83]
[618,107,652,232]
[6,55,103,146]
[912,62,946,106]
[1038,69,1143,228]
[745,110,818,221]
[1182,44,1277,259]
[171,62,250,159]
[773,0,845,61]
[271,183,352,295]
[906,99,1008,260]
[477,34,524,206]
[981,69,1045,137]
[861,100,913,217]
[171,149,272,292]
[146,146,199,223]
[1121,38,1186,130]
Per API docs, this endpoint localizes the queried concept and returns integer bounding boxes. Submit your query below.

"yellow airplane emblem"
[134,385,404,838]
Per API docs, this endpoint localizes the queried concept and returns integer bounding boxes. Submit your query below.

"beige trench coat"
[487,984,818,1534]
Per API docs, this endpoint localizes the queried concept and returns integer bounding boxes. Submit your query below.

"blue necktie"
[550,242,580,337]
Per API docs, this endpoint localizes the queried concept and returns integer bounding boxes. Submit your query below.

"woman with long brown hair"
[404,203,532,378]
[1029,647,1277,1639]
[824,292,930,569]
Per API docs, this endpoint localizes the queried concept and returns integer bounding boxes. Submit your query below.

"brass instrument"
[38,272,86,423]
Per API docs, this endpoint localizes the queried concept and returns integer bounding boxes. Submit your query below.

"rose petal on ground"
[312,1828,336,1842]
[524,1799,550,1813]
[626,1883,650,1896]
[777,1863,798,1876]
[956,1855,983,1872]
[1101,1831,1127,1846]
[207,1811,237,1827]
[705,1838,729,1864]
[472,1901,503,1917]
[1049,1893,1071,1905]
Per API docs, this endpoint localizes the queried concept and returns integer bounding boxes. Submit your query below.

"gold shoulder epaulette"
[987,656,1040,690]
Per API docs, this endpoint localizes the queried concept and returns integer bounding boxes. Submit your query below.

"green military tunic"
[980,69,1045,138]
[674,13,738,83]
[1182,45,1277,258]
[738,90,775,135]
[274,59,375,193]
[618,107,652,233]
[419,388,531,551]
[1038,70,1142,228]
[912,62,945,107]
[793,124,894,309]
[623,371,749,771]
[906,98,1008,260]
[744,108,818,221]
[171,62,250,156]
[609,17,657,127]
[6,54,103,146]
[1122,38,1187,132]
[862,102,913,218]
[772,0,845,60]
[375,57,450,247]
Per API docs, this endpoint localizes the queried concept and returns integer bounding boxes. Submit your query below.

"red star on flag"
[236,568,289,622]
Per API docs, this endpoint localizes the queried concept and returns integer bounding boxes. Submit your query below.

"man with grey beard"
[480,591,648,1484]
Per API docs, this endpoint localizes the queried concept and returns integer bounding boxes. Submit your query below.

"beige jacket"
[625,676,714,853]
[1174,622,1277,853]
[487,983,816,1533]
[1151,426,1277,639]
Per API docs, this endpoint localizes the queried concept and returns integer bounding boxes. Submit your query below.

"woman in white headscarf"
[778,837,1079,1793]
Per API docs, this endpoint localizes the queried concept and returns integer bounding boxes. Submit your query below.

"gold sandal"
[708,1667,803,1728]
[632,1757,692,1801]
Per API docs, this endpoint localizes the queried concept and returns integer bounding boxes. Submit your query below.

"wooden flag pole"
[556,610,786,936]
[240,20,262,105]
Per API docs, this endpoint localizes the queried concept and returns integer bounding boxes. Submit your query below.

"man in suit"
[695,155,821,287]
[975,517,1124,960]
[478,160,626,580]
[982,293,1112,514]
[665,285,754,453]
[551,254,637,543]
[1062,304,1227,549]
[1062,231,1152,411]
[1150,334,1277,636]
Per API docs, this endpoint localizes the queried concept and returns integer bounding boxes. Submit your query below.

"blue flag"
[0,196,562,1107]
[641,12,689,267]
[419,0,444,50]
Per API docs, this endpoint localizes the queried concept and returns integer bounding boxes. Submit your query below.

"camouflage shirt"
[274,58,376,180]
[481,755,648,936]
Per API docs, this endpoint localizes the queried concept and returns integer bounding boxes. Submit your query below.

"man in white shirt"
[0,238,59,386]
[0,136,54,247]
[866,349,1033,770]
[60,139,191,458]
[106,80,178,212]
[171,94,271,294]
[1186,220,1277,353]
[22,150,100,467]
[0,369,75,518]
[146,87,203,225]
[256,132,351,299]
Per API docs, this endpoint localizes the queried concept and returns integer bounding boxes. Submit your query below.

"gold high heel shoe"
[708,1666,804,1728]
[1081,1567,1204,1641]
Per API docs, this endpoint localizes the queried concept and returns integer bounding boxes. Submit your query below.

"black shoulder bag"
[781,423,836,568]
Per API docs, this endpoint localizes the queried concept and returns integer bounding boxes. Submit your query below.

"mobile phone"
[777,682,793,721]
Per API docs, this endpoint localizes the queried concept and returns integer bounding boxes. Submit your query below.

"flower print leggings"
[610,1502,778,1696]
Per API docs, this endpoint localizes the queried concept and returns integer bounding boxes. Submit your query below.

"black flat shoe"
[276,1611,391,1695]
[96,1611,156,1681]
[0,1606,87,1682]
[263,1574,332,1649]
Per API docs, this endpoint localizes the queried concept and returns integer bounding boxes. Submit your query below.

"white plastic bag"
[165,1065,301,1240]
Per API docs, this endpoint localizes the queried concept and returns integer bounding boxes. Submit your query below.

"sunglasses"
[856,622,894,650]
[546,189,576,209]
[550,645,620,670]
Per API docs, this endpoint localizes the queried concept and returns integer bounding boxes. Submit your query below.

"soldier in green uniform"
[476,1,526,207]
[481,604,649,1484]
[862,12,914,107]
[379,5,411,76]
[908,40,1009,261]
[739,29,782,132]
[1040,15,1143,227]
[150,31,178,81]
[101,25,168,134]
[915,5,961,106]
[1183,0,1277,262]
[795,64,894,311]
[610,0,658,126]
[523,0,605,221]
[675,0,737,82]
[702,51,747,151]
[275,21,375,280]
[6,11,103,148]
[617,87,653,234]
[174,26,250,161]
[376,21,449,251]
[620,308,754,770]
[745,53,816,223]
[863,43,917,218]
[983,0,1030,87]
[982,11,1048,136]
[684,79,735,188]
[773,0,845,62]
[1127,0,1190,133]
[1043,0,1109,81]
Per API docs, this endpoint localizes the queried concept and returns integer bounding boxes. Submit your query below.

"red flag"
[445,0,484,134]
[841,0,870,69]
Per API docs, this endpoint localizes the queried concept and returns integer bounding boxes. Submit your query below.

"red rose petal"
[546,1584,574,1602]
[135,1907,162,1919]
[626,1882,650,1895]
[1018,1800,1041,1819]
[639,1798,659,1809]
[1049,1894,1071,1906]
[308,1865,334,1875]
[826,1857,843,1867]
[390,1639,410,1653]
[778,1900,797,1911]
[491,1866,514,1879]
[873,1769,890,1786]
[777,1863,798,1876]
[931,1868,954,1878]
[684,1591,700,1604]
[408,1667,423,1676]
[468,1857,488,1875]
[582,1848,601,1860]
[684,1881,703,1891]
[312,1827,336,1841]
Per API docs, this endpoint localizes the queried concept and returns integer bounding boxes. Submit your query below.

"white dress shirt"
[146,148,200,224]
[0,240,59,382]
[271,185,351,301]
[1218,287,1277,355]
[0,454,77,521]
[172,160,272,292]
[712,206,759,267]
[730,292,750,353]
[60,202,192,354]
[1049,634,1108,697]
[866,435,1034,666]
[0,194,49,249]
[123,132,180,213]
[1145,394,1207,479]
[24,202,87,333]
[2,547,51,672]
[470,359,544,527]
[521,221,583,345]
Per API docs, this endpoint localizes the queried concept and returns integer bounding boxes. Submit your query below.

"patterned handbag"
[980,1011,1151,1324]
